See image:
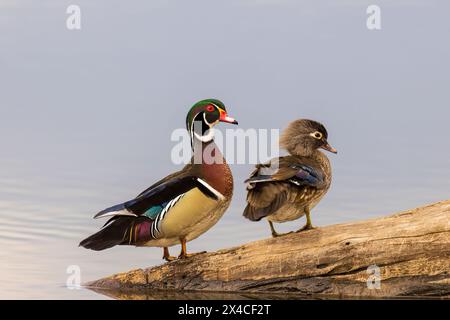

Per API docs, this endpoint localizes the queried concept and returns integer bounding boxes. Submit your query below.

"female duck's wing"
[245,158,325,188]
[243,157,325,221]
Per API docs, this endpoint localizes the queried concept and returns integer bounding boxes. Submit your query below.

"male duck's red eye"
[206,105,215,112]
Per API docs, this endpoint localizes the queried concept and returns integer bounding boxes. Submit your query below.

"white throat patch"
[194,127,215,143]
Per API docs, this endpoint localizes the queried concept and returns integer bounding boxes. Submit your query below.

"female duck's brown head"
[280,119,337,157]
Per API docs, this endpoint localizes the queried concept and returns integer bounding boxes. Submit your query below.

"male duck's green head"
[186,99,238,143]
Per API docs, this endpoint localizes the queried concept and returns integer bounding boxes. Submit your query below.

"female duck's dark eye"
[206,105,215,112]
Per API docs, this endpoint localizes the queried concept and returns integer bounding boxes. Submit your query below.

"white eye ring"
[310,131,323,139]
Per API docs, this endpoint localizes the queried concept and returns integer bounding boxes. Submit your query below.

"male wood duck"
[80,99,238,261]
[243,119,337,237]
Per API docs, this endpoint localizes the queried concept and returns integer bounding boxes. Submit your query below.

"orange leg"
[178,238,206,259]
[162,247,176,262]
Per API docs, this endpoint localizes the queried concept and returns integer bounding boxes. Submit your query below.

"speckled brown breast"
[268,151,332,223]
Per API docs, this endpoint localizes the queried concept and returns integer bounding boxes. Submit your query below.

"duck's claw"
[163,255,177,262]
[163,247,177,262]
[271,231,294,238]
[178,251,207,259]
[296,224,317,232]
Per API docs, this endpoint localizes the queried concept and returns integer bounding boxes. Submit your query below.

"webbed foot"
[296,223,317,232]
[271,231,294,238]
[163,247,177,262]
[178,238,206,259]
[178,251,207,259]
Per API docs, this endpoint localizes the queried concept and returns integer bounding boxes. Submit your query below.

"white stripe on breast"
[196,178,225,201]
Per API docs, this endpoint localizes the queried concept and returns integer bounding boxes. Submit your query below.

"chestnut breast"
[194,142,234,198]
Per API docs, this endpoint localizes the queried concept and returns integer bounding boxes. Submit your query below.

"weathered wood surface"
[87,200,450,299]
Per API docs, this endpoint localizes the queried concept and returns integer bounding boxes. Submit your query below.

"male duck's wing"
[243,157,325,221]
[134,168,190,198]
[81,167,227,251]
[94,174,223,220]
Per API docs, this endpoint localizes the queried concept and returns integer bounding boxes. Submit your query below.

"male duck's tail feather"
[93,203,137,219]
[79,217,134,251]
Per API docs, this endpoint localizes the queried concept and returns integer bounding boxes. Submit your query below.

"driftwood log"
[87,200,450,299]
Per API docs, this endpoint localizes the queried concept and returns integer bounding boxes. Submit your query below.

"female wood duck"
[243,119,337,237]
[80,99,238,261]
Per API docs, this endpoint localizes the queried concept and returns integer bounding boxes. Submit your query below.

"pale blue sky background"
[0,0,449,299]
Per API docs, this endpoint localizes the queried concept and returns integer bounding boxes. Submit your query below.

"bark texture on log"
[87,200,450,299]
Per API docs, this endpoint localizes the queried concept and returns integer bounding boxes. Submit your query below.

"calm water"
[1,1,449,299]
[1,136,449,299]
